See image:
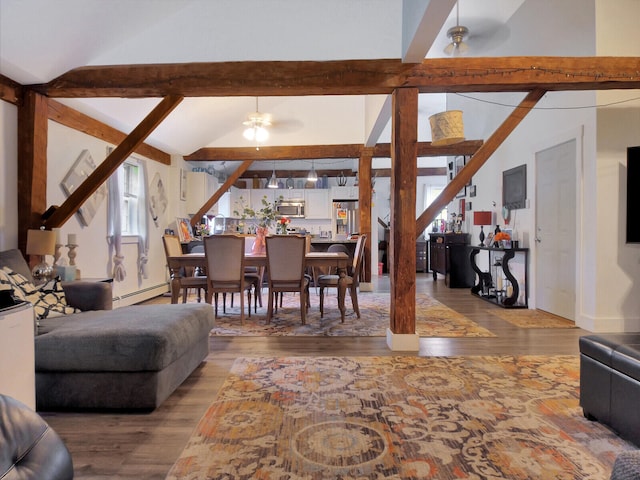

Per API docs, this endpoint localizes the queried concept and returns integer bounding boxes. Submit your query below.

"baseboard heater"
[112,283,169,307]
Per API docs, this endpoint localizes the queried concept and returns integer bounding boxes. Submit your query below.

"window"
[120,161,140,235]
[424,184,447,235]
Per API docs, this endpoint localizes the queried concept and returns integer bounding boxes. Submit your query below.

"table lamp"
[473,211,492,246]
[26,228,57,284]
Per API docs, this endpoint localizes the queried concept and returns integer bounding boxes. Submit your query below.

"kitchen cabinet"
[428,233,474,288]
[331,186,358,200]
[305,189,331,219]
[282,189,305,200]
[249,189,279,212]
[0,302,35,409]
[186,172,219,216]
[217,186,244,217]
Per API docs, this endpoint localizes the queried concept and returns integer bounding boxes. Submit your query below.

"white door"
[535,139,577,320]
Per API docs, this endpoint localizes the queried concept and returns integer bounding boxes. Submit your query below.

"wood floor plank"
[41,274,588,479]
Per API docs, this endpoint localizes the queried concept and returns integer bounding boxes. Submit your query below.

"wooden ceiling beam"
[44,95,183,228]
[236,167,446,180]
[48,99,171,165]
[0,74,23,106]
[32,57,640,98]
[185,140,483,161]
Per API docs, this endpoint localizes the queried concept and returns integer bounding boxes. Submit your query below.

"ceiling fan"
[242,97,272,146]
[444,1,469,56]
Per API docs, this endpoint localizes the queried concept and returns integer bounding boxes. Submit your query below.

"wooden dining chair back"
[265,235,309,324]
[318,234,367,319]
[162,234,207,303]
[203,234,252,324]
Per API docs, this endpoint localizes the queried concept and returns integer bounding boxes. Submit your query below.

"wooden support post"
[389,87,418,346]
[17,90,49,254]
[358,149,373,286]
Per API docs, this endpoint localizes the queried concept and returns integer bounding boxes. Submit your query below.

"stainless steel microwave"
[275,199,305,218]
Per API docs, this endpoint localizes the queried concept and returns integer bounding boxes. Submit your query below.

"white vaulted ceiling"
[0,0,523,157]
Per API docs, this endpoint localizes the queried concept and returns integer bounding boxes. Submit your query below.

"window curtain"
[107,167,126,282]
[137,160,150,279]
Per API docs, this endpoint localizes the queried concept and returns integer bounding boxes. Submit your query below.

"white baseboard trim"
[386,328,420,351]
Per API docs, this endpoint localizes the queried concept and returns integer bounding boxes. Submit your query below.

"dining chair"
[162,234,207,303]
[265,235,309,324]
[203,234,253,324]
[318,234,367,319]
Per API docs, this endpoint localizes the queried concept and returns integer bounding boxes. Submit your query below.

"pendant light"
[268,161,278,188]
[307,160,318,182]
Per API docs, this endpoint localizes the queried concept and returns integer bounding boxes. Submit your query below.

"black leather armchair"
[0,394,73,479]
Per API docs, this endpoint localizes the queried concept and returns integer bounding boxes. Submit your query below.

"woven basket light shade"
[429,110,465,146]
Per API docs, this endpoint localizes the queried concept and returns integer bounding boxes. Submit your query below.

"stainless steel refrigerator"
[332,200,359,238]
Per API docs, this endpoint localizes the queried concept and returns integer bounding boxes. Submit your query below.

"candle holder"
[66,243,78,266]
[53,243,63,266]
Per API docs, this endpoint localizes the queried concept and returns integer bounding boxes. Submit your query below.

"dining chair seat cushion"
[317,274,354,286]
[272,279,309,290]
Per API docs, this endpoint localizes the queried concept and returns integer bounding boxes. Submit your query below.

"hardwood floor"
[42,274,588,479]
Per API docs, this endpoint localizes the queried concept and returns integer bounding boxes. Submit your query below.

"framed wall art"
[176,217,193,243]
[60,149,107,227]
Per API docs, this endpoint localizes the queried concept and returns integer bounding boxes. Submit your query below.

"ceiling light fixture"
[243,98,271,150]
[307,160,318,182]
[268,161,278,188]
[444,1,469,57]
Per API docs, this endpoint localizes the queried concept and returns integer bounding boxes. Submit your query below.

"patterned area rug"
[488,308,578,328]
[211,292,495,337]
[167,355,632,479]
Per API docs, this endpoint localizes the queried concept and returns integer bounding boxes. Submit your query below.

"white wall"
[590,0,640,330]
[448,0,640,332]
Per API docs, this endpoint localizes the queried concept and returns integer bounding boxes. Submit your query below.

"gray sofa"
[1,248,214,411]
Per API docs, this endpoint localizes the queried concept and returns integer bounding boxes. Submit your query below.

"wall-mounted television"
[627,146,640,243]
[502,164,527,210]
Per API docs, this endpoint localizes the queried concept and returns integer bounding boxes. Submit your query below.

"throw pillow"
[1,267,80,319]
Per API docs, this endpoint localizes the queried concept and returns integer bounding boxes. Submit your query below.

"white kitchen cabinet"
[217,186,245,217]
[0,302,35,409]
[249,189,277,212]
[186,172,219,216]
[305,189,331,219]
[282,188,305,200]
[330,186,358,200]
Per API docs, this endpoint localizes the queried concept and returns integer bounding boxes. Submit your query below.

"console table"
[469,246,529,308]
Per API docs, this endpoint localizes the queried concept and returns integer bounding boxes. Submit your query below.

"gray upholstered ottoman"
[35,303,214,411]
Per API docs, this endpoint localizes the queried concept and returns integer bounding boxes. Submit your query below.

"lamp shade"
[473,211,492,226]
[429,110,465,146]
[26,229,56,256]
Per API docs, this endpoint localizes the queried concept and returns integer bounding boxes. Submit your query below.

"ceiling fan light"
[254,126,269,143]
[444,25,469,56]
[243,126,256,141]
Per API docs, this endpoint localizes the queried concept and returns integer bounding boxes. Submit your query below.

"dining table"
[166,251,351,322]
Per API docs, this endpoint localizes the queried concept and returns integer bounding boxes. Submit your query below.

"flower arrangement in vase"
[493,231,511,248]
[234,195,282,254]
[277,216,290,234]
